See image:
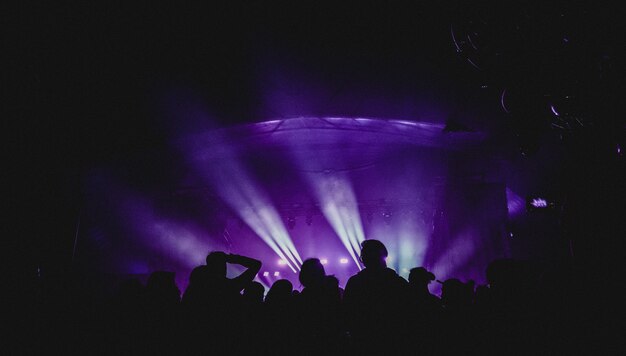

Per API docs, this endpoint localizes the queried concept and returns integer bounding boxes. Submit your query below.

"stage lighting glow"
[121,196,213,268]
[287,216,296,230]
[185,132,303,273]
[506,188,525,217]
[431,230,477,285]
[274,271,280,277]
[263,271,270,277]
[366,213,428,280]
[311,174,365,270]
[173,116,494,289]
[382,211,392,225]
[320,258,328,265]
[530,198,548,208]
[339,258,349,264]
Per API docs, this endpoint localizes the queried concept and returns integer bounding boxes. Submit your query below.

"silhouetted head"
[243,281,265,303]
[188,265,210,286]
[323,275,341,301]
[118,278,144,296]
[360,239,388,269]
[441,278,473,307]
[324,275,339,289]
[409,267,435,285]
[299,258,326,288]
[205,251,227,278]
[265,279,293,305]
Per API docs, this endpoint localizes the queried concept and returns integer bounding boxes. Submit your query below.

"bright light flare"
[184,130,302,273]
[312,174,365,270]
[530,198,548,208]
[339,258,349,264]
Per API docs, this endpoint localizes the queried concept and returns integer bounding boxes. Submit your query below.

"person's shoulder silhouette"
[344,240,408,294]
[265,279,293,307]
[243,281,265,305]
[408,267,441,308]
[343,240,408,353]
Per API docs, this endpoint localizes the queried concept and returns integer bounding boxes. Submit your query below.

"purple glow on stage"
[82,172,229,290]
[530,198,548,208]
[429,230,478,295]
[85,110,504,290]
[506,188,525,217]
[312,174,365,270]
[181,121,303,272]
[366,208,429,280]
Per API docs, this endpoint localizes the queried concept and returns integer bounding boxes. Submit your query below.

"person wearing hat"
[408,267,441,309]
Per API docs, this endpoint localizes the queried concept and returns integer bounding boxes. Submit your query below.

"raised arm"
[227,254,262,292]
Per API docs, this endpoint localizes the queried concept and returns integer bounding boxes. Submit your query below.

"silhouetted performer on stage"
[343,239,409,353]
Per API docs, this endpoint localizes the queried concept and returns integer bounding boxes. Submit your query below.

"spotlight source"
[320,258,328,265]
[339,258,349,264]
[382,211,392,225]
[263,271,269,277]
[530,198,548,208]
[277,259,287,265]
[274,271,280,277]
[526,196,556,211]
[287,216,296,230]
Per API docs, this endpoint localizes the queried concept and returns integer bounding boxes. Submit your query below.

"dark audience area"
[18,239,603,355]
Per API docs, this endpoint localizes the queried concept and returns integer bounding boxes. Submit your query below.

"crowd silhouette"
[22,239,594,355]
